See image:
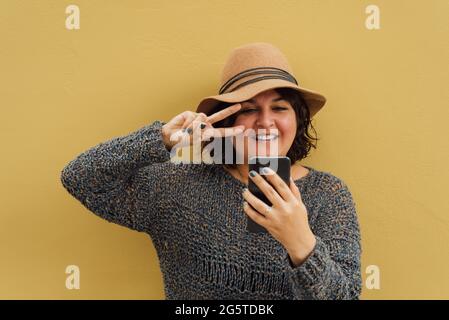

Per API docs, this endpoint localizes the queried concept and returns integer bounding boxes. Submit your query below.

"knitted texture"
[60,120,362,299]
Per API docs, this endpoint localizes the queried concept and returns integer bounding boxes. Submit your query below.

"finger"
[165,113,193,143]
[243,201,268,227]
[290,177,302,201]
[168,112,189,128]
[180,112,199,130]
[260,167,296,202]
[248,170,283,207]
[178,113,207,141]
[165,114,191,145]
[184,113,208,133]
[187,113,208,133]
[186,114,214,145]
[203,125,245,139]
[242,188,273,217]
[207,103,242,124]
[169,129,186,142]
[193,122,212,146]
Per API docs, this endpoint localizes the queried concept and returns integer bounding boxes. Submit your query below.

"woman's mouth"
[250,133,279,142]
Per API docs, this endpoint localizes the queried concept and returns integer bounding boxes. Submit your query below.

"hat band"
[219,67,298,94]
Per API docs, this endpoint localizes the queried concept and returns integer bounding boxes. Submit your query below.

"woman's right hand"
[161,103,245,151]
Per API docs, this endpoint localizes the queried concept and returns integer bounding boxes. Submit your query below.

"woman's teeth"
[252,134,278,141]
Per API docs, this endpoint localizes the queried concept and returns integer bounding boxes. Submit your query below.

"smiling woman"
[60,42,362,300]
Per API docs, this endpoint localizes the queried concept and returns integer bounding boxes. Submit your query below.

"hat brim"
[196,78,326,118]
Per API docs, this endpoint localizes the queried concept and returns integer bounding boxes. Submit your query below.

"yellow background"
[1,0,448,299]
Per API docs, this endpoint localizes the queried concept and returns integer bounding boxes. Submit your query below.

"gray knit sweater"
[60,120,362,300]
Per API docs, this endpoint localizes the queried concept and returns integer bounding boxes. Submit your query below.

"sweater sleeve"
[60,120,171,232]
[285,179,362,300]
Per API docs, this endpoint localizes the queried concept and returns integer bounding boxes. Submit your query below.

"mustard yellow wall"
[1,0,448,299]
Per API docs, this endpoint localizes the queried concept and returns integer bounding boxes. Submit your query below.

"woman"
[61,42,362,299]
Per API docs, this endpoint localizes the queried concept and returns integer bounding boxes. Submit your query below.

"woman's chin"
[249,149,281,158]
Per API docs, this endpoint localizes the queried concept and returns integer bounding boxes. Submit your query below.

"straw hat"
[196,42,326,118]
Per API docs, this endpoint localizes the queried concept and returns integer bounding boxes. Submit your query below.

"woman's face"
[232,89,297,162]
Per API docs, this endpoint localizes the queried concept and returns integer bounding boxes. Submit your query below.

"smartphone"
[247,156,291,233]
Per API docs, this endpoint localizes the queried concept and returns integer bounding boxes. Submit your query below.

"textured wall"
[0,0,448,299]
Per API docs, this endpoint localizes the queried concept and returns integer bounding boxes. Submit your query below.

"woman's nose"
[256,111,275,128]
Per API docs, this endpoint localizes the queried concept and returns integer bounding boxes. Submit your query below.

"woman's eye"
[239,107,287,114]
[240,109,256,114]
[274,106,288,111]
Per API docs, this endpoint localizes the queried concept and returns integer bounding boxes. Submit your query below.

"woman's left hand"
[242,167,317,266]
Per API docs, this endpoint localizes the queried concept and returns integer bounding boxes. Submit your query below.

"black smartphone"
[247,156,291,233]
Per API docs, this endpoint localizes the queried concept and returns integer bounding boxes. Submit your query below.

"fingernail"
[242,187,248,193]
[261,167,271,175]
[243,201,248,207]
[249,170,257,177]
[200,123,206,129]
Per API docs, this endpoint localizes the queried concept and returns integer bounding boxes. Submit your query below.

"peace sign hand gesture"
[161,103,245,151]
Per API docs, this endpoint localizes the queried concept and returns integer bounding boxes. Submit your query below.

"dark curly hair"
[204,87,319,168]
